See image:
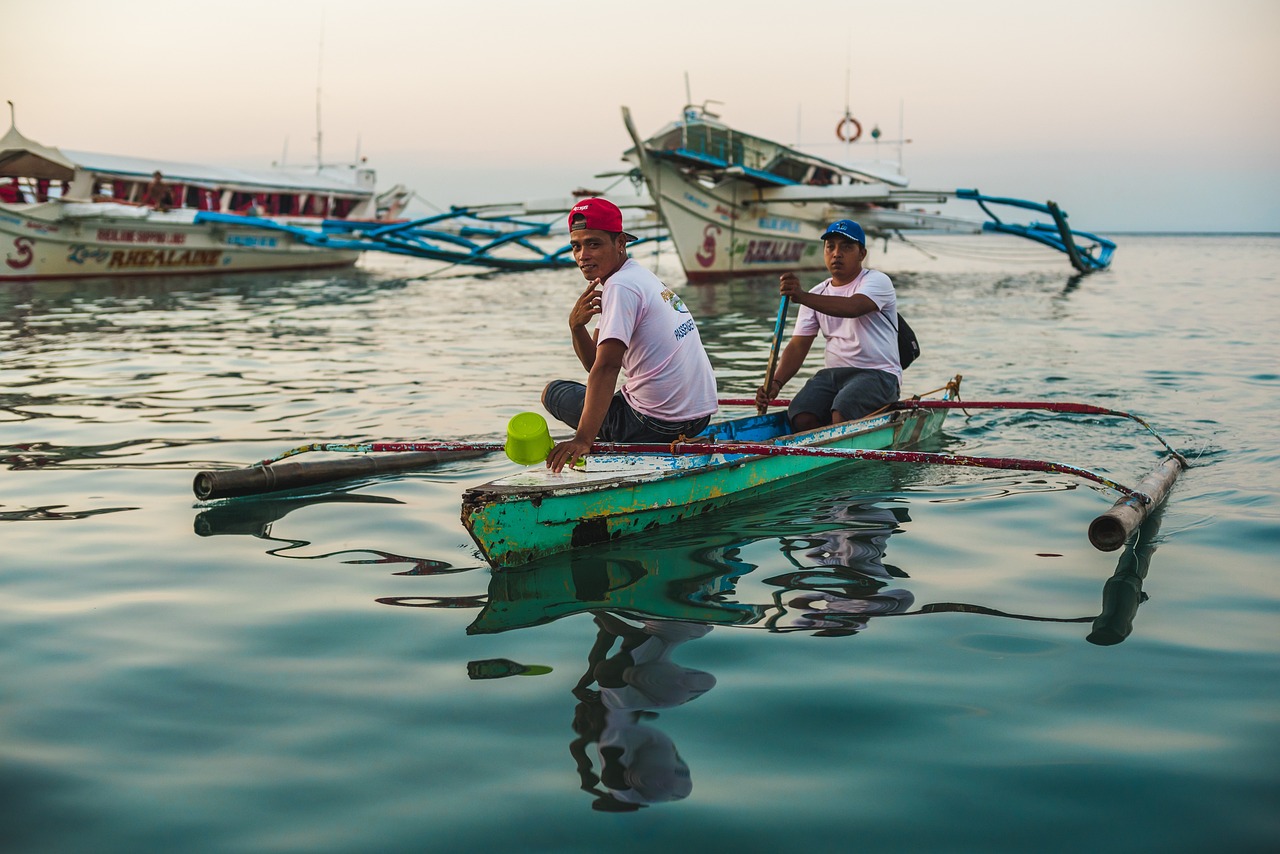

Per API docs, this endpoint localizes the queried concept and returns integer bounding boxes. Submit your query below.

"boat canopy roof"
[634,115,910,189]
[0,114,371,196]
[60,149,373,196]
[0,123,78,182]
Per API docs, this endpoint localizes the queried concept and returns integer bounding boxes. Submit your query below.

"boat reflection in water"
[462,499,921,810]
[198,486,1166,810]
[468,499,916,636]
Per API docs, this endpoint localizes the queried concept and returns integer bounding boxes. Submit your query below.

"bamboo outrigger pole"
[1087,454,1184,552]
[192,449,486,501]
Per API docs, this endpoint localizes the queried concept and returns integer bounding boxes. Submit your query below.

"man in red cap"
[542,198,718,472]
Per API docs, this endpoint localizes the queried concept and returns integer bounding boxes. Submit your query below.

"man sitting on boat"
[755,219,901,430]
[140,170,174,212]
[542,197,718,472]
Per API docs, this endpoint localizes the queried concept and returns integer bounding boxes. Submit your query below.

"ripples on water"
[2,237,1277,852]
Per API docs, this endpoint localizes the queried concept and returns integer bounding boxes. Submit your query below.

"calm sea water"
[2,236,1277,852]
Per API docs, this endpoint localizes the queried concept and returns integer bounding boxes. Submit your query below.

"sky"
[4,0,1279,231]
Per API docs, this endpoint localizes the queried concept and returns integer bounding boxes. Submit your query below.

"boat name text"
[757,217,800,233]
[107,249,224,269]
[98,229,187,245]
[226,235,279,248]
[742,239,805,264]
[714,204,739,222]
[68,244,112,265]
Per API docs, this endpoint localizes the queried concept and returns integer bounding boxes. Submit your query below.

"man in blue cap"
[755,220,901,430]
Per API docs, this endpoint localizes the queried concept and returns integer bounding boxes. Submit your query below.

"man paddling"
[543,197,717,472]
[755,219,901,430]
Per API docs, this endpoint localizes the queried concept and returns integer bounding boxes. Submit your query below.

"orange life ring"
[836,115,862,143]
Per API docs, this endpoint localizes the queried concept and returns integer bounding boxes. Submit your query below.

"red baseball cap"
[567,198,637,241]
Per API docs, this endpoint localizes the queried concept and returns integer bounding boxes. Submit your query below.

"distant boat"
[621,103,1115,282]
[0,107,410,281]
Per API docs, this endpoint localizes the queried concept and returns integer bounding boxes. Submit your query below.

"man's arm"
[780,272,878,318]
[546,338,626,472]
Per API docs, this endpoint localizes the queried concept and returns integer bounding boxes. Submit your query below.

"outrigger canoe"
[460,378,959,569]
[194,376,1184,567]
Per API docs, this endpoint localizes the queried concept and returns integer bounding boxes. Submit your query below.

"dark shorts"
[788,368,899,425]
[542,380,711,442]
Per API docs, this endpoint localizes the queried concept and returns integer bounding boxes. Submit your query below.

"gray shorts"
[542,380,711,442]
[788,368,899,425]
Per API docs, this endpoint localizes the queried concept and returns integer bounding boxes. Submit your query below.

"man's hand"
[570,279,603,329]
[755,379,781,408]
[546,437,592,473]
[779,272,803,299]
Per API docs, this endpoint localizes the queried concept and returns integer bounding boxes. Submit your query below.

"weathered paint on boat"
[461,399,949,569]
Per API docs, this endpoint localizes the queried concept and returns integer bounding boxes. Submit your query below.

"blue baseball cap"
[821,219,866,246]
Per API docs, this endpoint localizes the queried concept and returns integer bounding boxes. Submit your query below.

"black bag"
[892,311,920,369]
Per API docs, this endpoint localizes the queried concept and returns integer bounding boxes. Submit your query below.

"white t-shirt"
[596,258,719,422]
[793,268,900,382]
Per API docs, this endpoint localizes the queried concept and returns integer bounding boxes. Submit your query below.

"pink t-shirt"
[793,268,901,382]
[595,259,718,422]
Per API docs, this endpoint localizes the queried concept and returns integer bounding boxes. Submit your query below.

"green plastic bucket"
[505,412,554,466]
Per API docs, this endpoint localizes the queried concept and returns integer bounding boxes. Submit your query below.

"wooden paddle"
[757,295,790,415]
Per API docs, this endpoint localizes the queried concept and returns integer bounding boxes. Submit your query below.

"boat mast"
[315,12,324,173]
[682,72,692,149]
[898,99,905,175]
[843,32,852,168]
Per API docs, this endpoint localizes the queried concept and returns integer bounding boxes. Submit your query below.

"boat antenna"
[682,72,692,148]
[842,28,854,160]
[6,100,14,131]
[315,11,325,173]
[898,98,905,174]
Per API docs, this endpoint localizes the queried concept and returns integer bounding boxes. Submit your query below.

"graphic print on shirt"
[660,288,690,314]
[662,288,697,340]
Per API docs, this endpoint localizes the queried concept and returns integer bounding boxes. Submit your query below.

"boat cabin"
[0,120,379,221]
[640,113,908,190]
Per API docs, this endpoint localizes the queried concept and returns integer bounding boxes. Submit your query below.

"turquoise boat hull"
[461,394,951,570]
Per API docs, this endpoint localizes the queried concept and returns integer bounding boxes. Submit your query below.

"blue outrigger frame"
[195,208,664,272]
[196,191,1112,275]
[956,189,1116,273]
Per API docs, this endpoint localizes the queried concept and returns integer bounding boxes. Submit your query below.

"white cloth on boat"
[794,268,901,382]
[595,258,718,422]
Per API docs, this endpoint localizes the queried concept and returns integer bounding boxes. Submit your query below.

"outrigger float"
[193,377,1186,570]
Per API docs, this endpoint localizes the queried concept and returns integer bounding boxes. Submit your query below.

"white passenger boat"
[0,111,408,281]
[621,104,1115,281]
